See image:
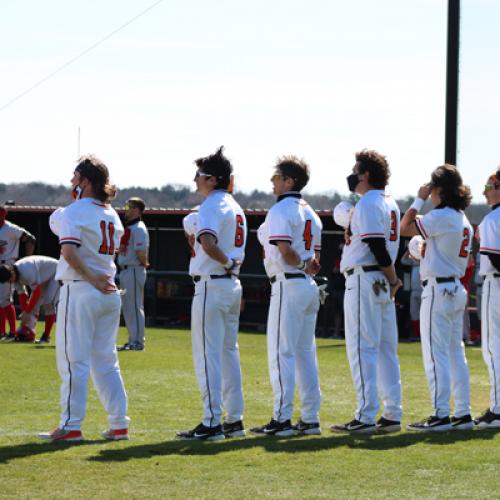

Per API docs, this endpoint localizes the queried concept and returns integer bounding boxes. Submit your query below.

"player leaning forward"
[475,168,500,428]
[177,147,247,441]
[251,156,322,437]
[331,150,403,434]
[40,156,130,442]
[401,164,473,431]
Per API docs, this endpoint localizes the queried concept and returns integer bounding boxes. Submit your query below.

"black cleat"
[376,417,401,433]
[330,418,376,434]
[407,415,451,432]
[250,419,294,437]
[450,414,473,430]
[176,423,225,441]
[292,419,321,435]
[222,420,245,438]
[474,409,500,429]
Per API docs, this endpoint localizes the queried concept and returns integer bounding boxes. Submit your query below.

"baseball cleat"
[222,420,246,438]
[450,414,474,430]
[35,335,51,344]
[1,333,16,343]
[38,428,83,442]
[102,428,129,440]
[117,343,132,351]
[330,419,376,434]
[474,409,500,429]
[292,420,321,436]
[406,415,452,432]
[130,343,145,351]
[376,417,401,433]
[250,419,294,437]
[176,423,225,441]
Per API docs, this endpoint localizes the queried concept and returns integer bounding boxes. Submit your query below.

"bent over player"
[331,150,403,434]
[177,146,247,441]
[401,164,473,432]
[0,205,35,340]
[251,156,322,437]
[40,155,129,442]
[0,255,58,343]
[475,168,500,428]
[117,197,150,351]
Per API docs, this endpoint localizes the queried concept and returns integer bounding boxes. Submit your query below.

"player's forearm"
[136,250,149,267]
[380,264,398,285]
[276,241,302,267]
[400,208,418,237]
[199,235,230,266]
[61,245,99,284]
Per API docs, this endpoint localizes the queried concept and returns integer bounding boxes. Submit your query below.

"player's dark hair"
[431,164,472,210]
[75,155,117,203]
[274,155,310,191]
[489,168,500,184]
[127,197,146,213]
[195,146,233,190]
[0,204,6,213]
[355,150,390,189]
[0,264,12,283]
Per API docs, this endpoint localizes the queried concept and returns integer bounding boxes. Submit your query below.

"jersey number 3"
[234,215,245,247]
[98,221,115,255]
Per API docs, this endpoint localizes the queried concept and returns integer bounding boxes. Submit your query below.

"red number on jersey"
[389,210,398,242]
[303,220,313,251]
[458,227,470,258]
[234,215,245,247]
[98,221,116,255]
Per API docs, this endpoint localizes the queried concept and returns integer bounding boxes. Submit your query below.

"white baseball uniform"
[478,203,500,414]
[340,190,402,424]
[189,190,246,427]
[117,218,149,347]
[50,198,129,432]
[415,207,473,418]
[260,192,322,423]
[0,221,26,307]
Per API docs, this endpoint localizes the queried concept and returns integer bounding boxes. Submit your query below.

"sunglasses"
[195,170,213,179]
[270,173,291,182]
[484,183,500,192]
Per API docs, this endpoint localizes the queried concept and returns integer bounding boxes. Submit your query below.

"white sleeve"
[415,210,444,240]
[358,200,385,239]
[480,214,500,255]
[268,206,292,245]
[196,201,220,242]
[58,206,83,245]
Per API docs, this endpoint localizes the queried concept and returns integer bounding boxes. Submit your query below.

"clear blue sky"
[0,0,498,202]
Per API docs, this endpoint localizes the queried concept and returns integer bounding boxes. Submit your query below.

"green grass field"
[0,328,499,499]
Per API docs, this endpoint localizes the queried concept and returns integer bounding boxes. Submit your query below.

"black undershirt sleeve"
[362,237,392,267]
[482,252,500,272]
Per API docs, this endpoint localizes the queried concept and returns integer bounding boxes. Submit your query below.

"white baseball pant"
[344,270,402,424]
[267,275,321,423]
[420,279,470,418]
[56,281,129,431]
[191,276,244,427]
[481,275,500,414]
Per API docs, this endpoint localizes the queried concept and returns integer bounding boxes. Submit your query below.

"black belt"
[270,273,306,284]
[422,277,456,287]
[119,265,141,270]
[58,280,83,286]
[494,273,500,278]
[345,265,380,276]
[193,274,231,283]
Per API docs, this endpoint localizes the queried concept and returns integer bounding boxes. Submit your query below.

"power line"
[0,0,165,113]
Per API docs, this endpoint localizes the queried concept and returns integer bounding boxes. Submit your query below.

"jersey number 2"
[458,227,470,258]
[98,221,115,255]
[234,215,245,247]
[303,220,313,250]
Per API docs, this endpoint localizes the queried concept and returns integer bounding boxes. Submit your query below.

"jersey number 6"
[234,215,245,248]
[98,220,116,255]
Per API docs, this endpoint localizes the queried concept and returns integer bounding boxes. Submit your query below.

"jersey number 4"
[98,221,116,255]
[303,220,313,250]
[234,215,245,248]
[458,227,470,258]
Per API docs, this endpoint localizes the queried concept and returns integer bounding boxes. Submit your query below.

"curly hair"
[430,164,472,210]
[355,149,390,189]
[194,146,233,190]
[75,155,117,203]
[274,155,310,191]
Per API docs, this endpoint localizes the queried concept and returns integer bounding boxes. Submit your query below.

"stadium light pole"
[445,0,460,166]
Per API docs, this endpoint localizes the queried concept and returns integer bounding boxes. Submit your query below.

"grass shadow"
[87,428,500,462]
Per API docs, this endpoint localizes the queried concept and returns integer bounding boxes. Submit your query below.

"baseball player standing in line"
[401,164,473,431]
[331,150,403,434]
[117,197,150,352]
[475,168,500,428]
[40,156,129,442]
[250,156,322,437]
[0,205,36,340]
[177,147,247,441]
[0,256,59,343]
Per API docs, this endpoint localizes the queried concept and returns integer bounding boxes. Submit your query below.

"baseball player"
[117,197,150,351]
[0,205,36,340]
[250,156,322,437]
[401,164,473,431]
[331,150,403,434]
[177,147,247,441]
[0,256,58,343]
[400,244,423,339]
[39,155,129,442]
[475,168,500,428]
